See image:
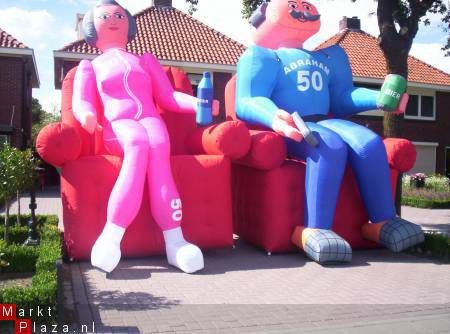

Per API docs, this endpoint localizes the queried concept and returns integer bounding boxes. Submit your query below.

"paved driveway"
[3,190,450,333]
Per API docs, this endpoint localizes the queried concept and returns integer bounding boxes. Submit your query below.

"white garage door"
[411,142,437,175]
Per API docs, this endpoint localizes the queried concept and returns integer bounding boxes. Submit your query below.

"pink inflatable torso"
[92,48,157,122]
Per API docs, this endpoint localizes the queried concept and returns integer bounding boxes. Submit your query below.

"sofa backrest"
[61,65,196,157]
[225,74,238,121]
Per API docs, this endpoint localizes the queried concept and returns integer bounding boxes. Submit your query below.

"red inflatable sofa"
[36,67,251,261]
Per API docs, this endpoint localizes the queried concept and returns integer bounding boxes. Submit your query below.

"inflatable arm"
[327,46,380,117]
[236,46,281,129]
[143,53,198,113]
[73,59,98,127]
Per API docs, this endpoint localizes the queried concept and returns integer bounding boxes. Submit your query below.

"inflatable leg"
[91,119,150,273]
[287,123,352,263]
[140,117,204,273]
[319,119,424,251]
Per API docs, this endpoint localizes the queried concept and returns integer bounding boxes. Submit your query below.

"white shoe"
[163,227,204,274]
[91,222,125,273]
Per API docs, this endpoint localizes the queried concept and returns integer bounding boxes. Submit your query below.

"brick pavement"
[3,191,450,333]
[402,206,450,235]
[61,241,450,333]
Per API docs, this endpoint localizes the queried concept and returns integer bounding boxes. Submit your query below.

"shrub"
[0,215,60,322]
[410,232,450,262]
[402,196,450,209]
[402,174,450,208]
[425,174,450,192]
[0,225,29,244]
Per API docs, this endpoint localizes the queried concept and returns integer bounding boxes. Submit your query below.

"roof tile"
[0,28,28,49]
[60,7,246,65]
[316,29,450,86]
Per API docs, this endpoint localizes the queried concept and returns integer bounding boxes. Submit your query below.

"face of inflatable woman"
[94,4,129,51]
[254,0,321,48]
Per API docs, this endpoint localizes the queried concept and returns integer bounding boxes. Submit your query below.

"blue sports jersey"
[236,45,380,128]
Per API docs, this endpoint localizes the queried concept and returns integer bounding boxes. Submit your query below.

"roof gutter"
[53,51,97,61]
[54,51,237,71]
[159,60,236,72]
[354,76,450,92]
[0,47,40,88]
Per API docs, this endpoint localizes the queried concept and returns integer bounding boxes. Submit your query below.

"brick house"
[318,17,450,177]
[53,0,245,120]
[0,28,39,149]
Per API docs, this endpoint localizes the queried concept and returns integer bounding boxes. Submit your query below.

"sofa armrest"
[36,122,83,168]
[187,120,251,160]
[235,130,287,170]
[383,138,416,173]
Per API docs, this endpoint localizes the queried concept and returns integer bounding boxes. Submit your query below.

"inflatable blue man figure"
[236,0,424,264]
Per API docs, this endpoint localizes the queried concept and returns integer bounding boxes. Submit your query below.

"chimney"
[339,16,361,31]
[151,0,173,8]
[75,13,84,40]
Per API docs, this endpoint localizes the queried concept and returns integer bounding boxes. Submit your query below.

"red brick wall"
[0,57,24,148]
[435,92,450,174]
[350,90,450,175]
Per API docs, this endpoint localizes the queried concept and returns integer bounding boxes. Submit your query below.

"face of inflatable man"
[94,4,129,51]
[254,0,321,48]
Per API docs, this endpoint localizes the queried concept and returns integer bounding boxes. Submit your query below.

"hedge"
[0,215,60,322]
[409,232,450,262]
[402,196,450,209]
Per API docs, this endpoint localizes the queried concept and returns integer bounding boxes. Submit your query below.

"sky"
[0,0,448,113]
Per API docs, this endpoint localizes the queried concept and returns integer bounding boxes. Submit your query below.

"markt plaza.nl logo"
[1,304,95,333]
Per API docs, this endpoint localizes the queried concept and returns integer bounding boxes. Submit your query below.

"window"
[405,94,435,120]
[188,73,203,97]
[405,95,418,117]
[421,96,434,118]
[0,134,10,146]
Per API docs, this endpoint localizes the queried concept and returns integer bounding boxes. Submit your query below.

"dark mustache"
[289,10,320,22]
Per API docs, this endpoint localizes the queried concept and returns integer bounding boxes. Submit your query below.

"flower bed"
[0,215,61,323]
[402,174,450,209]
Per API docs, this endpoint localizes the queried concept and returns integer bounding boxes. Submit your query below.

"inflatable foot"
[91,223,125,273]
[292,227,352,264]
[363,218,424,252]
[163,227,204,274]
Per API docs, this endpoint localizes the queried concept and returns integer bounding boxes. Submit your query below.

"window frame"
[404,93,436,121]
[0,134,10,146]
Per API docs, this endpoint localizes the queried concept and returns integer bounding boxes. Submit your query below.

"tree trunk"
[17,191,21,225]
[4,198,10,243]
[377,0,419,215]
[377,0,411,138]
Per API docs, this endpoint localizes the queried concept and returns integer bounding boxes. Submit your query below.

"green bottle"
[377,74,407,111]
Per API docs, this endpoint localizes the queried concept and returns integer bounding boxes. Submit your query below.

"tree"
[373,0,449,137]
[184,0,199,14]
[31,98,59,144]
[0,144,39,243]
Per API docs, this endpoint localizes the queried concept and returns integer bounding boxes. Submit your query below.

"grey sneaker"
[303,229,352,264]
[379,217,425,252]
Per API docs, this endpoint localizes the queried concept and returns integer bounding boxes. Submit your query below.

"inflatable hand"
[393,93,409,115]
[272,109,303,142]
[212,99,220,117]
[377,74,407,111]
[79,112,97,134]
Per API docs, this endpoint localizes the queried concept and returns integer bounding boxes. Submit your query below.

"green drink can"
[377,74,407,111]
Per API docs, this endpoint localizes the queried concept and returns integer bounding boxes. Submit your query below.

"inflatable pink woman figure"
[73,0,204,273]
